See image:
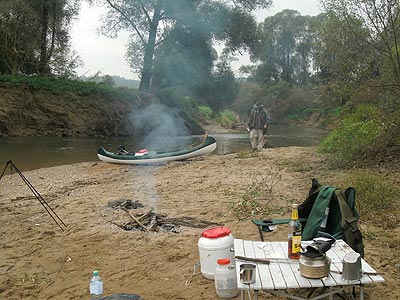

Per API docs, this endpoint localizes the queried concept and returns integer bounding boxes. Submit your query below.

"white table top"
[234,239,385,291]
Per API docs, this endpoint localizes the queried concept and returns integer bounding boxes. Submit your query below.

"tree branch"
[105,0,146,45]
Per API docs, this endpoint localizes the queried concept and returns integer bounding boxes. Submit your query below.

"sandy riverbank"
[0,146,397,299]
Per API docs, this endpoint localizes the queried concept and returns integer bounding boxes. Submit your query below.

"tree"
[0,0,80,75]
[202,57,239,113]
[318,0,400,107]
[0,0,39,74]
[253,10,315,84]
[98,0,272,91]
[149,15,216,94]
[29,0,80,74]
[232,81,264,121]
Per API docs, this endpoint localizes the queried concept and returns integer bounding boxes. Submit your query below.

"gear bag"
[298,179,365,258]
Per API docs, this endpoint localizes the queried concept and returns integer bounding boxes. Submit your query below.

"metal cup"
[342,252,362,281]
[239,263,256,284]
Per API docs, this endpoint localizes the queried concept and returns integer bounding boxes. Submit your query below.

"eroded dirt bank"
[0,147,397,299]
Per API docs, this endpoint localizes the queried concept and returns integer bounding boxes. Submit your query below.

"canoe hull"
[97,136,217,165]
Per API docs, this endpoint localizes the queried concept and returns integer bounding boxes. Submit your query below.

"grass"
[324,170,400,230]
[0,74,138,101]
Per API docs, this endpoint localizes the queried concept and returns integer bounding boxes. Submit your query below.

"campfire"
[108,199,220,233]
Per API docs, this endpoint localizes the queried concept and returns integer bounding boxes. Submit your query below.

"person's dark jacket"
[248,107,268,129]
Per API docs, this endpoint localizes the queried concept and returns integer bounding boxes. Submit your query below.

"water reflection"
[213,125,328,154]
[0,125,328,171]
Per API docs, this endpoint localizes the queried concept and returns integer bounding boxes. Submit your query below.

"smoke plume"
[130,103,190,151]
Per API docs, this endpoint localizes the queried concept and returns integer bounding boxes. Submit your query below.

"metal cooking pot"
[299,254,331,279]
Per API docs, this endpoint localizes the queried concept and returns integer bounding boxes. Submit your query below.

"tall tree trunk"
[139,0,162,91]
[39,2,50,74]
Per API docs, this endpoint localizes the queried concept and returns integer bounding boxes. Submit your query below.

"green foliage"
[200,59,239,113]
[156,87,184,108]
[232,81,264,121]
[0,74,138,100]
[198,105,213,120]
[264,82,318,123]
[229,168,282,220]
[216,110,238,128]
[229,199,271,220]
[319,105,385,166]
[0,0,80,75]
[316,0,400,108]
[253,10,316,84]
[107,0,270,91]
[156,88,200,119]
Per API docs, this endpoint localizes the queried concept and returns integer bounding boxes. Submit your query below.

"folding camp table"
[234,239,384,300]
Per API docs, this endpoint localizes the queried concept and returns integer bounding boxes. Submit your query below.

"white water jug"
[198,226,234,279]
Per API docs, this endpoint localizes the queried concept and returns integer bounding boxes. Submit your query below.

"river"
[0,125,327,171]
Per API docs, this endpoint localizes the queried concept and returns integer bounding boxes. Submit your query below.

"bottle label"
[291,209,298,220]
[292,232,301,253]
[90,281,103,295]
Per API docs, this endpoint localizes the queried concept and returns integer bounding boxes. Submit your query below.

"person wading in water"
[247,102,268,150]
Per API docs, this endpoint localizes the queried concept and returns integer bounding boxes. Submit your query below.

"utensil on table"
[342,253,362,281]
[239,264,256,284]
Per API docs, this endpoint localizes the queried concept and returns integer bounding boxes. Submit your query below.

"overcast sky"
[71,0,321,80]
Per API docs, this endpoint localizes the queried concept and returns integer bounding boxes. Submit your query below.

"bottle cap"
[217,258,231,265]
[292,203,298,209]
[93,271,99,276]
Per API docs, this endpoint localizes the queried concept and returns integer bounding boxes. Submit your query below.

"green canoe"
[97,136,217,165]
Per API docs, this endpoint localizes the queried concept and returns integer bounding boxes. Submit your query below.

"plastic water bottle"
[214,258,238,298]
[89,270,103,299]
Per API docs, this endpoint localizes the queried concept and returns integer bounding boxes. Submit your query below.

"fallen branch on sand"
[115,209,221,232]
[123,209,148,231]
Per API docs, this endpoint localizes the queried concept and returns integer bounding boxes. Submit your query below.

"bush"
[228,168,282,220]
[319,105,385,166]
[217,110,238,128]
[198,105,213,120]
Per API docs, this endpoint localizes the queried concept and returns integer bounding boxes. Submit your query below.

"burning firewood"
[123,208,148,231]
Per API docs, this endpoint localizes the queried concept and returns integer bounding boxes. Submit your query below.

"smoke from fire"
[130,103,190,151]
[128,103,190,211]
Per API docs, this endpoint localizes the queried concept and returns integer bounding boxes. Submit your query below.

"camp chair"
[252,178,364,257]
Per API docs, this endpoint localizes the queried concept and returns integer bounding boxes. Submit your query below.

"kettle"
[299,254,331,279]
[299,236,334,279]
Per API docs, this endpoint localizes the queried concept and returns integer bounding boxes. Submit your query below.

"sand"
[0,147,396,300]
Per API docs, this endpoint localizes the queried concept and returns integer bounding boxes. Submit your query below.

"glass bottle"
[288,203,302,259]
[89,270,103,299]
[214,258,238,298]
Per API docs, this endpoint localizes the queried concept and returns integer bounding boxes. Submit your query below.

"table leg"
[254,290,259,300]
[329,287,333,300]
[360,285,364,300]
[241,290,244,300]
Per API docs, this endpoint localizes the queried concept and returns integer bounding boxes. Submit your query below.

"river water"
[0,125,327,171]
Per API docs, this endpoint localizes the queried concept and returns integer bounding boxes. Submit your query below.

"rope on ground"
[185,262,201,285]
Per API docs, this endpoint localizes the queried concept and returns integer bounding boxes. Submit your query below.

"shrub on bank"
[319,105,386,166]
